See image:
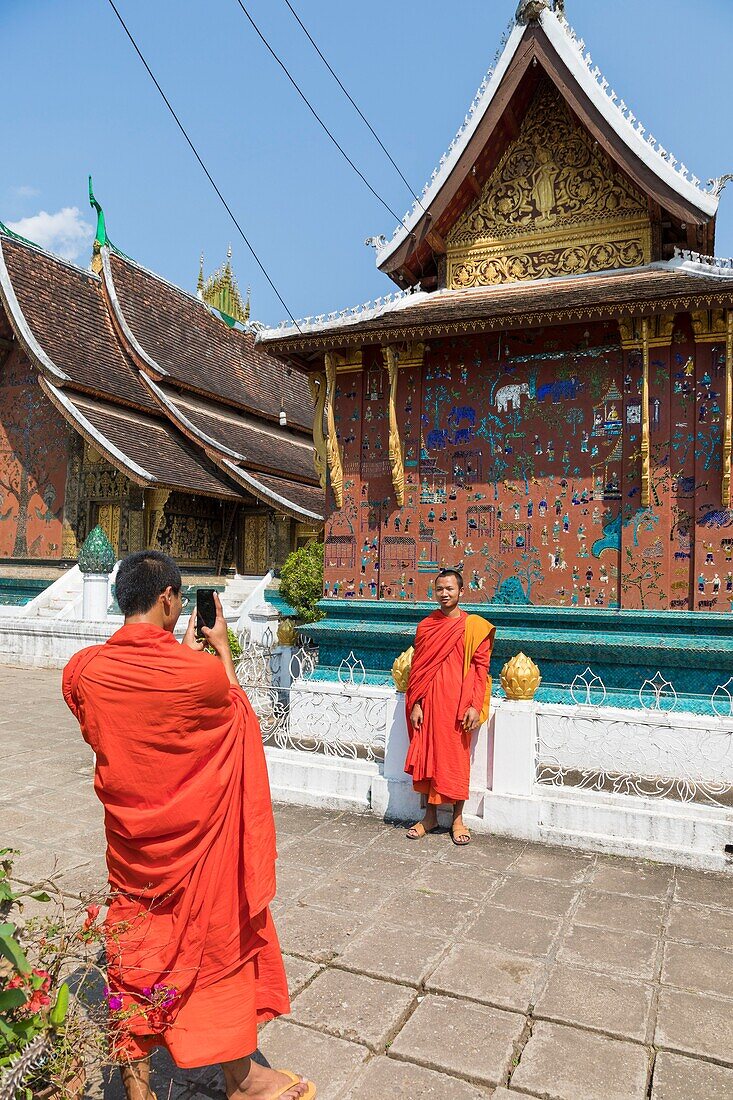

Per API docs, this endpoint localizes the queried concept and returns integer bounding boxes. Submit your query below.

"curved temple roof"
[376,3,718,275]
[0,228,324,520]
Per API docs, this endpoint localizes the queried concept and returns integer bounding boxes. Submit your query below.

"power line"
[232,0,407,226]
[105,0,300,330]
[282,0,423,210]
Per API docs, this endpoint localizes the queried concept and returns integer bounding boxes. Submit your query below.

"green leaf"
[0,932,30,974]
[0,988,27,1011]
[0,923,17,937]
[49,983,69,1027]
[29,892,51,903]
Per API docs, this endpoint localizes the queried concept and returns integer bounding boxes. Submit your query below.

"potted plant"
[0,851,105,1100]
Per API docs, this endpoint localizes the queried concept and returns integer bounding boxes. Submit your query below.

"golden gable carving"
[447,79,651,288]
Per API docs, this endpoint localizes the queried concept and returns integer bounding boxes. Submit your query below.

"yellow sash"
[463,614,495,724]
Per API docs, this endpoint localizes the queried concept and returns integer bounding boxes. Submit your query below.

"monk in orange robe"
[62,551,315,1100]
[405,569,494,845]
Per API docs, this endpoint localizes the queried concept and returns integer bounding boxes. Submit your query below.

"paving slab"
[655,988,733,1064]
[413,859,501,899]
[377,884,481,937]
[389,994,525,1087]
[489,876,578,918]
[674,868,733,909]
[508,847,595,883]
[306,872,395,917]
[287,967,416,1051]
[346,1055,493,1099]
[427,941,543,1013]
[276,904,365,963]
[466,903,561,956]
[662,939,733,998]
[258,1019,367,1100]
[589,858,674,899]
[278,836,354,874]
[284,955,321,999]
[336,923,448,987]
[534,962,653,1041]
[558,922,659,978]
[573,888,666,935]
[651,1051,733,1099]
[511,1020,651,1100]
[666,902,733,951]
[338,846,422,888]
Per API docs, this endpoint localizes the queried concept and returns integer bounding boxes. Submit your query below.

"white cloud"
[13,185,40,198]
[6,207,93,262]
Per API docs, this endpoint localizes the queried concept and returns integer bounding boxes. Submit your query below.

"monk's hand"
[182,611,205,652]
[462,706,481,732]
[410,703,424,730]
[201,592,230,658]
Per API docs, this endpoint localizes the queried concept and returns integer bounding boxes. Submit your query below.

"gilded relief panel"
[447,78,651,288]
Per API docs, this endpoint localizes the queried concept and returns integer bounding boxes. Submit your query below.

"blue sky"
[2,0,732,326]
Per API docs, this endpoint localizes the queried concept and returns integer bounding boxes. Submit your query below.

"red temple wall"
[0,350,69,559]
[324,317,730,611]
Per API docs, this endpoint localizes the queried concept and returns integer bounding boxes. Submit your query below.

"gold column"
[383,346,405,507]
[323,352,344,509]
[724,310,733,509]
[307,371,328,491]
[144,487,170,548]
[641,317,651,508]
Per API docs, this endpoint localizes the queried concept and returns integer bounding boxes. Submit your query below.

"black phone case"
[196,589,217,633]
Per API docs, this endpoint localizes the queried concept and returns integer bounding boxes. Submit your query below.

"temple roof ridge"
[374,3,718,271]
[668,247,733,279]
[0,220,100,282]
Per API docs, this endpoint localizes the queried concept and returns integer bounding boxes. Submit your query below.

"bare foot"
[230,1062,311,1099]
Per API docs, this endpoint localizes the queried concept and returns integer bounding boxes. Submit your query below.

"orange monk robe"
[405,610,495,804]
[62,623,289,1067]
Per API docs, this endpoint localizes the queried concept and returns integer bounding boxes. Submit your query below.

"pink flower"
[104,987,124,1013]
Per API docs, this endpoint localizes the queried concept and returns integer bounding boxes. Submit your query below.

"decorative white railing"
[537,667,733,808]
[236,635,387,763]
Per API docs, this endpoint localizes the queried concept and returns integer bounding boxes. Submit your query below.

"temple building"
[0,191,323,578]
[261,0,733,622]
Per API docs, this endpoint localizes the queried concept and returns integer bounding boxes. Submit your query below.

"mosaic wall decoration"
[0,351,68,558]
[323,317,731,611]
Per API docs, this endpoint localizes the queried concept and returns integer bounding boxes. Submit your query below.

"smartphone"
[196,588,217,637]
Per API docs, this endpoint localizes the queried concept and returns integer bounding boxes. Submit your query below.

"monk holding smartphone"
[405,569,495,846]
[62,551,315,1100]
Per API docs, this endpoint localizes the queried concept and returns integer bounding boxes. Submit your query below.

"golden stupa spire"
[197,246,250,326]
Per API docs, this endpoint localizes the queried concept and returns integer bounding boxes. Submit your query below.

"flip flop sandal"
[406,822,439,840]
[450,827,472,846]
[271,1070,316,1099]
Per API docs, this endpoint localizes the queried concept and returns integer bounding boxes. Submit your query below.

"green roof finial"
[88,175,107,247]
[78,524,116,574]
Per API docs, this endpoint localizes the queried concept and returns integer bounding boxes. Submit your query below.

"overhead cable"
[233,0,407,226]
[105,0,300,330]
[282,0,423,209]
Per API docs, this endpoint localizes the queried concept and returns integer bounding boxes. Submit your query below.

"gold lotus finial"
[391,646,414,693]
[277,618,297,646]
[500,652,541,700]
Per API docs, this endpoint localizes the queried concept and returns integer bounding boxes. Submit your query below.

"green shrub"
[279,542,324,624]
[227,628,242,661]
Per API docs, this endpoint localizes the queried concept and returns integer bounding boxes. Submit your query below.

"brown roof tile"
[108,252,312,428]
[260,265,733,356]
[0,237,156,411]
[72,395,243,498]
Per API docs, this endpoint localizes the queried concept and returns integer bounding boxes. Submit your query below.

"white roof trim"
[540,10,717,216]
[258,285,432,341]
[39,380,155,483]
[664,249,733,280]
[0,237,70,383]
[375,7,716,269]
[139,373,247,461]
[221,459,323,521]
[101,247,170,378]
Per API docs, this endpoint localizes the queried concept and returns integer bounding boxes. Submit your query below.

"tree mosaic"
[0,352,68,558]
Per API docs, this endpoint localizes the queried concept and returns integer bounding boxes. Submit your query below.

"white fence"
[238,640,733,871]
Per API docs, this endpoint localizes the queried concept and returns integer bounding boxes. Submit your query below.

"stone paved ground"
[2,665,733,1099]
